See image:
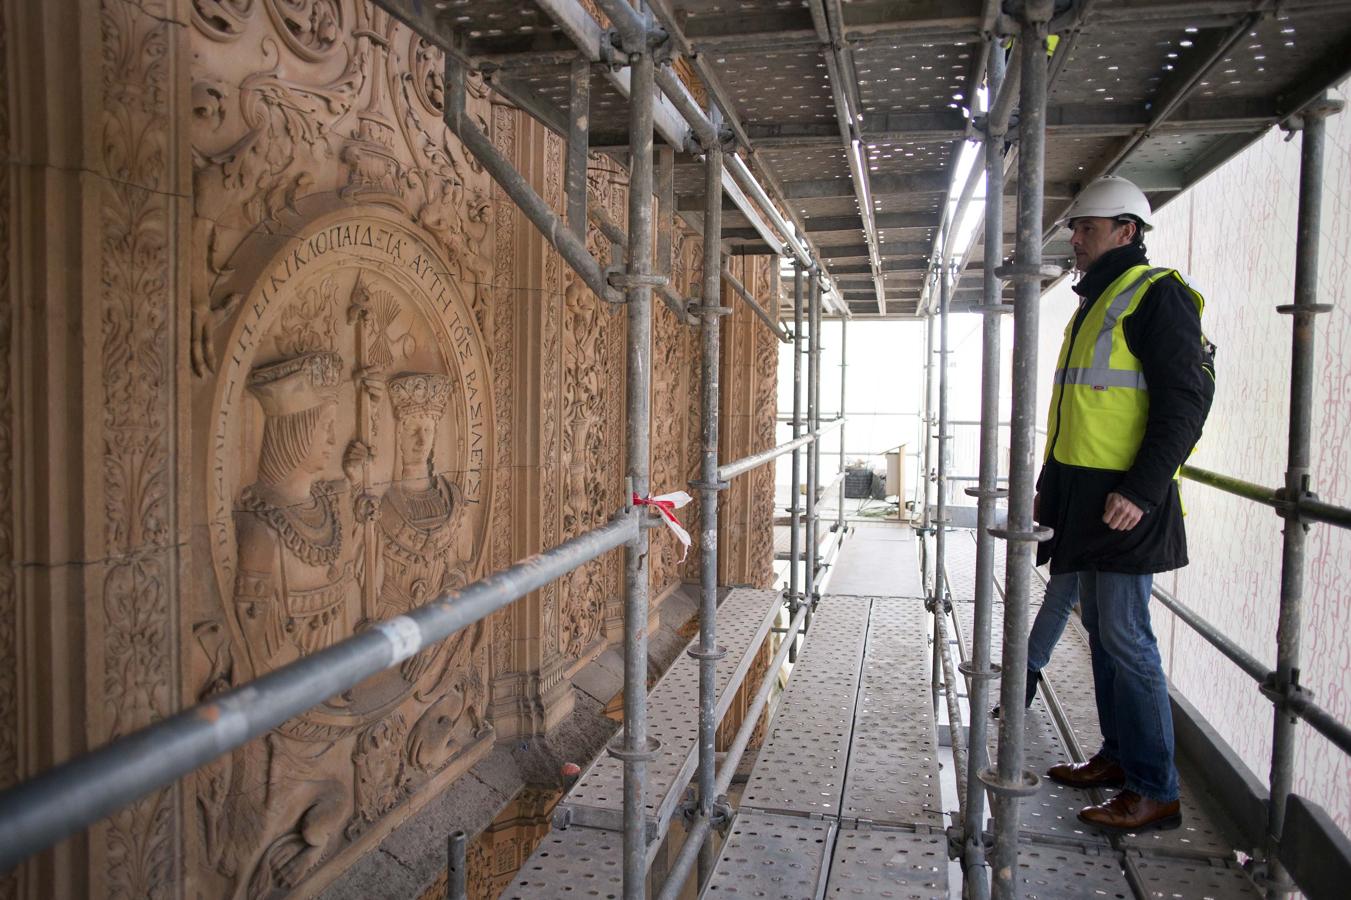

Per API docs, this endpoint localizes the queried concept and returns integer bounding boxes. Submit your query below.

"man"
[1036,176,1216,832]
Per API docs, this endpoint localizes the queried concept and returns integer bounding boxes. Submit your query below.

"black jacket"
[1036,244,1216,575]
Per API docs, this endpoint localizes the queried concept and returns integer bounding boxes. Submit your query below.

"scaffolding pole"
[613,11,658,897]
[805,275,822,617]
[789,263,805,659]
[837,317,848,533]
[960,36,1008,900]
[693,104,728,889]
[1265,94,1342,899]
[987,6,1056,897]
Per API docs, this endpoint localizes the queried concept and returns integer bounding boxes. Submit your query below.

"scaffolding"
[2,1,1351,899]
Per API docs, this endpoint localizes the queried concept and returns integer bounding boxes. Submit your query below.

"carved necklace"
[240,482,343,569]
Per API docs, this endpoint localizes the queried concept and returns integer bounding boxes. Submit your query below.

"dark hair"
[1115,216,1146,247]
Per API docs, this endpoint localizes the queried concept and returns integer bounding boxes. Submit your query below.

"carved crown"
[388,372,453,420]
[247,351,343,417]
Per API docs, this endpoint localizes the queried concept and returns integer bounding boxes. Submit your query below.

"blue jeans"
[1078,571,1179,802]
[1028,572,1080,673]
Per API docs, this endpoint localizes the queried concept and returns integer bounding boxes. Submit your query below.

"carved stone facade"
[719,256,781,588]
[0,2,778,897]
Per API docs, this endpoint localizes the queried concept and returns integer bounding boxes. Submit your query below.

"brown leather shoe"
[1078,790,1181,833]
[1046,753,1126,789]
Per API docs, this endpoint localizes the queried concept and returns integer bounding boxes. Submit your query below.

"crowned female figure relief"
[377,373,478,681]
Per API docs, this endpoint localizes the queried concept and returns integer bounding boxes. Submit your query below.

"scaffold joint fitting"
[994,262,1063,283]
[988,524,1054,543]
[606,736,662,763]
[958,660,1002,681]
[686,644,728,662]
[977,766,1042,798]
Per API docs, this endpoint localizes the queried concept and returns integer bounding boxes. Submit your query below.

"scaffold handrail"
[1148,581,1351,758]
[717,418,845,482]
[0,513,639,873]
[1181,464,1351,529]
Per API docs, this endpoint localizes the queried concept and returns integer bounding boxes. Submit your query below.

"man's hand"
[1102,492,1143,531]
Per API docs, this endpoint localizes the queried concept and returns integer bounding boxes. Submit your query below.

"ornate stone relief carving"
[98,2,182,896]
[195,207,495,897]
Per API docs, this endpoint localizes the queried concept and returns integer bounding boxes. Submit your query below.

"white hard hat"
[1056,175,1153,232]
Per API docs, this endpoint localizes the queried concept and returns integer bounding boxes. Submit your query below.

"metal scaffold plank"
[840,597,943,828]
[824,826,948,898]
[1014,844,1134,899]
[557,588,782,845]
[740,597,871,819]
[501,825,625,899]
[702,811,836,899]
[1131,855,1261,898]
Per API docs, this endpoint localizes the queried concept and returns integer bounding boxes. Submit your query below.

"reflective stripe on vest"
[1045,264,1204,472]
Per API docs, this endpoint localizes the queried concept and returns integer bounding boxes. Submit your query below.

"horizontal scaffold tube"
[1149,582,1351,757]
[0,514,639,872]
[1182,464,1351,529]
[720,264,791,342]
[716,419,843,483]
[654,601,810,900]
[587,203,697,324]
[443,55,620,305]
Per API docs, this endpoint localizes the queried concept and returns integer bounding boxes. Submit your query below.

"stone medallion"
[207,206,494,732]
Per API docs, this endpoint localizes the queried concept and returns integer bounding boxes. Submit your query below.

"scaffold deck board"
[702,811,836,900]
[740,598,871,819]
[822,826,948,898]
[824,526,924,598]
[500,824,624,900]
[840,597,943,828]
[556,587,782,846]
[1132,854,1261,898]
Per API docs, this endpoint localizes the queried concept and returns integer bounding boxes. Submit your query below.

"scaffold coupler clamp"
[944,824,968,861]
[687,643,727,663]
[1259,668,1311,714]
[710,796,733,832]
[689,476,730,493]
[607,269,669,293]
[1272,482,1319,531]
[959,660,1002,683]
[686,301,733,319]
[977,766,1042,798]
[606,735,662,763]
[988,523,1054,544]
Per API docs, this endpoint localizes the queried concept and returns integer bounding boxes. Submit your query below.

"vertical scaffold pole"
[789,264,805,658]
[962,36,1008,900]
[619,23,657,900]
[566,58,590,239]
[1265,95,1342,899]
[933,262,951,613]
[805,275,821,617]
[838,317,848,533]
[695,108,727,888]
[988,6,1055,898]
[921,311,935,559]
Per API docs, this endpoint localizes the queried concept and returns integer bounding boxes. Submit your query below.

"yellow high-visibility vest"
[1045,264,1205,472]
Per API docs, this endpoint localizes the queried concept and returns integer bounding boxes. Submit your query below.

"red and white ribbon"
[633,491,694,560]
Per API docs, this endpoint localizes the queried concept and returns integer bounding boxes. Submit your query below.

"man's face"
[1068,216,1136,272]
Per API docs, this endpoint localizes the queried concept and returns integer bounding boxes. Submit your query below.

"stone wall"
[0,2,780,898]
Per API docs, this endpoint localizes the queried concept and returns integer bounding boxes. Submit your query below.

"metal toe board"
[703,811,836,900]
[558,587,782,841]
[824,826,948,898]
[840,598,943,828]
[740,599,872,819]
